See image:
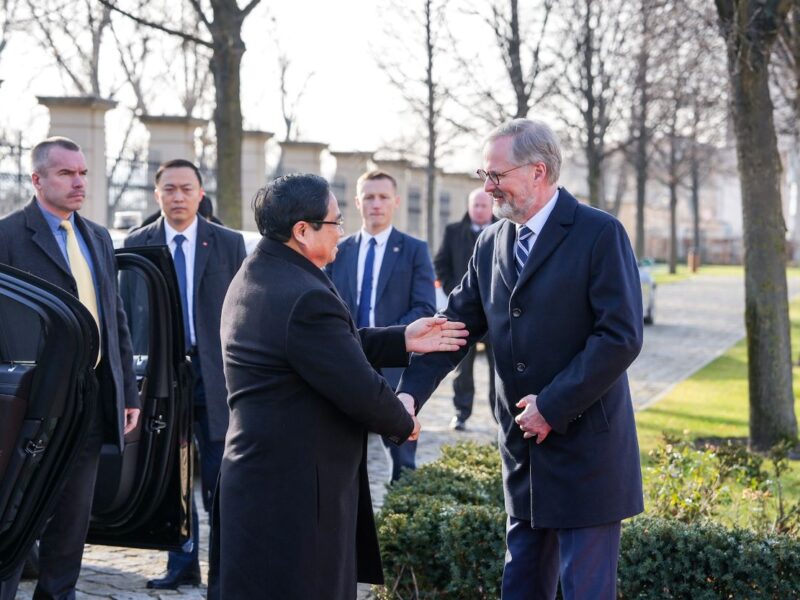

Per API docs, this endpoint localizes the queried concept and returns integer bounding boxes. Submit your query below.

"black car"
[0,246,194,578]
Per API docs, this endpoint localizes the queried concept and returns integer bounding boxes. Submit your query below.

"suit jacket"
[124,217,246,441]
[217,237,414,600]
[434,212,497,294]
[398,188,644,528]
[326,227,436,388]
[0,199,139,450]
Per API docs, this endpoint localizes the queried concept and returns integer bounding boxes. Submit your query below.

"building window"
[408,186,422,237]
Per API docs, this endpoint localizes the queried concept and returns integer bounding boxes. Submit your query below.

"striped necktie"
[515,225,533,276]
[61,219,101,364]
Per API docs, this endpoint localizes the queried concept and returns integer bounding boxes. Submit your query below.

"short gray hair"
[484,119,562,184]
[31,136,82,174]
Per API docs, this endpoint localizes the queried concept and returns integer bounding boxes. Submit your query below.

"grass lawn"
[650,263,800,286]
[636,297,800,524]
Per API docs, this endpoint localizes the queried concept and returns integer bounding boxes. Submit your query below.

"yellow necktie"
[60,220,101,365]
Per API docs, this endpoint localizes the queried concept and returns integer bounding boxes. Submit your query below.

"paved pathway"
[16,274,799,599]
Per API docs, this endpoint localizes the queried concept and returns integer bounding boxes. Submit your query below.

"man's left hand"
[405,316,468,353]
[514,395,552,444]
[124,408,140,435]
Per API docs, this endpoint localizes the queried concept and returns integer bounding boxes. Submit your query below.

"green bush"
[376,441,800,599]
[620,517,800,599]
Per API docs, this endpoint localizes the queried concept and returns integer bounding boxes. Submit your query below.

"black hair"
[253,173,330,241]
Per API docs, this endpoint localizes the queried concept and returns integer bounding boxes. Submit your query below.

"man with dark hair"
[0,136,139,599]
[326,169,436,482]
[434,187,498,430]
[398,119,644,599]
[125,158,246,589]
[215,173,466,599]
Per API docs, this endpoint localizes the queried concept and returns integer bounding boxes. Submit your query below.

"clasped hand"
[514,395,552,444]
[397,392,420,442]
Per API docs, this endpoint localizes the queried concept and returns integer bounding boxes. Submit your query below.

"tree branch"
[98,0,213,48]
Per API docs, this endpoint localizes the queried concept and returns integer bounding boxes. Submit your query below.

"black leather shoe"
[450,415,467,431]
[146,567,201,589]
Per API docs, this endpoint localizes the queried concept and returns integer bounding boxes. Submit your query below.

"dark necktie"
[515,225,533,276]
[173,234,192,349]
[357,238,377,328]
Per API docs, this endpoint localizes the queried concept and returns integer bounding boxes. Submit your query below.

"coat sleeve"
[536,220,644,434]
[104,229,140,410]
[286,288,415,440]
[359,325,408,368]
[386,241,436,326]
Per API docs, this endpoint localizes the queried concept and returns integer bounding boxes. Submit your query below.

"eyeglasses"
[307,218,344,233]
[476,163,531,185]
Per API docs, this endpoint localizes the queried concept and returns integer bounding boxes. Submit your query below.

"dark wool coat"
[217,238,415,600]
[399,189,645,528]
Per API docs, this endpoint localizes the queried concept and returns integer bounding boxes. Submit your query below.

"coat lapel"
[24,200,72,278]
[495,220,517,292]
[194,217,213,300]
[515,190,577,290]
[375,228,402,304]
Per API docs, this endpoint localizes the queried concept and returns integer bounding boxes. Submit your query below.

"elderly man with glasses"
[397,119,644,600]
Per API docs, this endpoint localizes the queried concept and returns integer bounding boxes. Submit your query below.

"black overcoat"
[217,238,415,599]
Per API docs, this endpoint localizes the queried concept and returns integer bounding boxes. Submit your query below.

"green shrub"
[377,441,800,599]
[620,517,800,599]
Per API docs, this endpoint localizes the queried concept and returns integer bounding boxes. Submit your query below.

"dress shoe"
[450,415,467,431]
[146,567,201,589]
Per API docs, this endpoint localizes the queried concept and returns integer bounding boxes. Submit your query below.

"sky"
[0,0,487,172]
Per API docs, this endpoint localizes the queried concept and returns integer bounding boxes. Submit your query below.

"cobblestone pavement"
[16,274,799,599]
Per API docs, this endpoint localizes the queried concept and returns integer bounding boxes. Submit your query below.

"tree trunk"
[633,0,650,258]
[209,31,244,228]
[668,181,678,274]
[717,0,796,450]
[425,0,437,247]
[690,148,701,260]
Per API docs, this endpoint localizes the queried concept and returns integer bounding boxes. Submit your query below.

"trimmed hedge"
[376,442,800,599]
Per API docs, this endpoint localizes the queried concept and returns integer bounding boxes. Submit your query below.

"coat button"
[512,308,522,317]
[516,362,526,372]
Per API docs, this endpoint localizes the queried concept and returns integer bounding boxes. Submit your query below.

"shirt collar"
[520,188,559,235]
[164,216,198,246]
[360,225,393,247]
[36,198,75,234]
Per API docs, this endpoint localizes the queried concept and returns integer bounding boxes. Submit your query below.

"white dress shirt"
[356,225,394,328]
[164,217,198,345]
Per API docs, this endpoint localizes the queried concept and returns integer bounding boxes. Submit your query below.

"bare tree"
[0,0,22,68]
[100,0,262,228]
[450,0,556,130]
[715,0,796,451]
[555,0,632,209]
[276,48,313,142]
[24,0,112,96]
[378,0,457,246]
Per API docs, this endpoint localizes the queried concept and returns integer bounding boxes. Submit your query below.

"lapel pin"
[393,246,399,252]
[202,241,209,247]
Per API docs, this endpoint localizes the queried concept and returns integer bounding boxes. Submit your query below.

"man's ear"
[291,220,308,245]
[534,162,547,182]
[31,172,42,191]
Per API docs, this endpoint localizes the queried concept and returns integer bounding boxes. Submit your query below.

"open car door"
[86,246,193,551]
[0,264,99,578]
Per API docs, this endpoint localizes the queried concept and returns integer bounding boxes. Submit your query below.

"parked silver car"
[639,259,657,325]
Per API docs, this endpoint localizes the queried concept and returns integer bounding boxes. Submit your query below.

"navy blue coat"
[0,199,139,450]
[124,216,246,441]
[326,227,436,388]
[398,189,644,528]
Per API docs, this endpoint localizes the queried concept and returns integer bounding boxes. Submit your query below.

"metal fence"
[0,136,33,216]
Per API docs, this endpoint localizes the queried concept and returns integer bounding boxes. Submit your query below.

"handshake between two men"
[397,316,469,442]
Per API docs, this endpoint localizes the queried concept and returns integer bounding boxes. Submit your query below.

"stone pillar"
[38,96,117,227]
[330,151,374,235]
[276,141,328,176]
[139,115,208,219]
[373,158,412,233]
[241,130,273,232]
